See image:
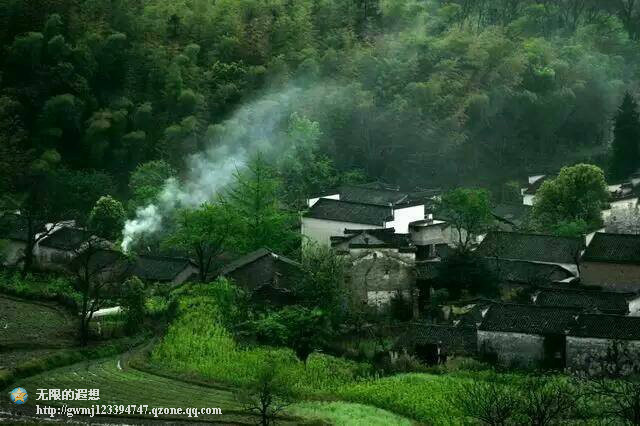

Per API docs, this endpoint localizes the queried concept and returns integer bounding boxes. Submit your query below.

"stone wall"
[566,337,640,373]
[581,261,640,292]
[346,249,415,306]
[477,330,545,368]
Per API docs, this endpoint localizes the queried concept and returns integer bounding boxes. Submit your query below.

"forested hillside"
[1,0,639,212]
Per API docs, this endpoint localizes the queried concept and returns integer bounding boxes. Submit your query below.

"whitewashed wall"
[301,217,383,246]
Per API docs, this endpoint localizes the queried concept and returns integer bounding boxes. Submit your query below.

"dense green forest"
[1,0,639,225]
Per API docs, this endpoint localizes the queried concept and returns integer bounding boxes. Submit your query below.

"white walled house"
[521,175,548,206]
[302,198,425,246]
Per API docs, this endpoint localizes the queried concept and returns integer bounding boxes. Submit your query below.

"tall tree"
[532,164,608,231]
[611,93,640,180]
[165,202,235,282]
[226,154,298,254]
[439,188,494,251]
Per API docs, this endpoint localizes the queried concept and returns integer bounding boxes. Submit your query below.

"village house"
[219,248,301,305]
[482,258,575,288]
[532,286,640,315]
[581,232,640,292]
[332,228,417,308]
[491,203,531,231]
[302,183,427,246]
[396,323,477,365]
[477,303,580,368]
[566,314,640,373]
[475,231,584,276]
[126,255,199,286]
[521,174,550,206]
[36,226,91,271]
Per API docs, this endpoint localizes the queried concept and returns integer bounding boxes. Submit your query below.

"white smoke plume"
[121,86,301,252]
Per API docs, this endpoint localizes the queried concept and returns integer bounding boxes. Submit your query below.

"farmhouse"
[581,232,640,291]
[482,258,575,288]
[397,323,477,365]
[567,314,640,373]
[303,182,426,246]
[126,255,198,285]
[492,203,531,230]
[37,226,90,270]
[521,174,550,206]
[475,231,584,275]
[477,303,580,368]
[532,287,640,315]
[219,248,301,305]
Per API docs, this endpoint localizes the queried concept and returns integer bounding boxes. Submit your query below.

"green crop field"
[0,296,75,348]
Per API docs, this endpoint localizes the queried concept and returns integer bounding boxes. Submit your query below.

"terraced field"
[0,296,76,348]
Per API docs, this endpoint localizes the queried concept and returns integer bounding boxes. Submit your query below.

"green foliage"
[0,271,81,308]
[611,92,640,180]
[247,306,332,362]
[532,163,608,231]
[121,276,145,335]
[151,281,370,394]
[88,195,126,240]
[286,402,413,426]
[439,188,493,250]
[128,160,176,212]
[165,202,235,281]
[298,245,349,323]
[551,219,590,238]
[226,154,298,253]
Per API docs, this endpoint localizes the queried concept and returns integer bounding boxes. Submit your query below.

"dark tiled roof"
[534,287,632,314]
[476,232,583,264]
[492,203,531,227]
[219,248,300,276]
[304,198,393,226]
[479,303,580,335]
[571,314,640,340]
[128,255,196,282]
[331,228,413,249]
[397,324,477,354]
[582,233,640,264]
[481,258,575,285]
[339,185,408,206]
[39,227,90,250]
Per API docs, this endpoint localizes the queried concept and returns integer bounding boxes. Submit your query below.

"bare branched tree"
[452,376,520,425]
[238,360,292,426]
[577,340,640,425]
[519,376,576,426]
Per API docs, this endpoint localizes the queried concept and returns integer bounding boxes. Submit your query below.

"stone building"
[126,254,198,285]
[581,232,640,291]
[302,182,426,246]
[37,226,90,271]
[567,314,640,373]
[332,228,417,308]
[477,303,580,368]
[396,323,477,364]
[219,248,301,305]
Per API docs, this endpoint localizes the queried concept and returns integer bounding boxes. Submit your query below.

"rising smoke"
[121,86,302,252]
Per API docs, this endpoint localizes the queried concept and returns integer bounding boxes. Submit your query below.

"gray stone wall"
[346,249,415,305]
[477,330,545,368]
[581,261,640,292]
[566,336,640,373]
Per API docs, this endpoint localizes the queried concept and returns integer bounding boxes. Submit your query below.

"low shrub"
[0,270,81,311]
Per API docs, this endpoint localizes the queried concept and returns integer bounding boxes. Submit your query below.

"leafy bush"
[121,276,145,335]
[151,282,371,395]
[0,270,81,309]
